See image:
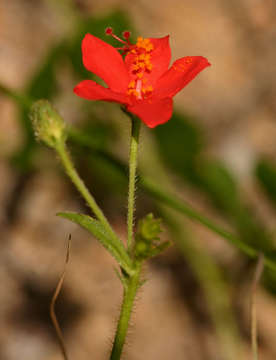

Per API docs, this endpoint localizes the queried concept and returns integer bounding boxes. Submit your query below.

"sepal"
[134,213,170,260]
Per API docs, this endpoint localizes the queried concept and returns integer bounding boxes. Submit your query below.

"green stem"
[127,115,141,253]
[0,83,32,108]
[110,263,142,360]
[55,141,121,247]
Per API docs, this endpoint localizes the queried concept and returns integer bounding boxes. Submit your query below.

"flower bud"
[139,213,162,241]
[30,100,67,148]
[135,213,169,260]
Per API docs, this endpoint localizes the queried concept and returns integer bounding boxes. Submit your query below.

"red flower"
[74,30,210,128]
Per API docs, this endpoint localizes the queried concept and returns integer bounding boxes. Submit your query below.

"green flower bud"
[138,213,162,241]
[135,213,169,260]
[30,99,67,148]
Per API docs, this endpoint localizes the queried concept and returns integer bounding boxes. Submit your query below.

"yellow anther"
[128,80,135,88]
[132,64,140,71]
[136,37,154,52]
[141,84,154,95]
[127,37,154,99]
[127,89,139,97]
[139,62,145,69]
[146,44,154,52]
[138,53,146,61]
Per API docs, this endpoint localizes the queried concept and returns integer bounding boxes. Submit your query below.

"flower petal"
[126,98,173,128]
[148,36,171,83]
[125,35,171,86]
[82,34,130,93]
[153,56,210,98]
[74,80,129,104]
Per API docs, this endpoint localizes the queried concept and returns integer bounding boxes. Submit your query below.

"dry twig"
[50,234,71,360]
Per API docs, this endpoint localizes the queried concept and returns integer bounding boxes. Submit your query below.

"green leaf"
[195,160,240,213]
[140,176,276,273]
[256,158,276,207]
[147,241,171,258]
[57,212,133,275]
[195,160,273,253]
[154,111,274,256]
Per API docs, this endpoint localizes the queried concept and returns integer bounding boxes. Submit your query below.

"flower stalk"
[110,262,142,360]
[55,141,122,247]
[30,99,125,256]
[127,113,141,253]
[109,112,143,359]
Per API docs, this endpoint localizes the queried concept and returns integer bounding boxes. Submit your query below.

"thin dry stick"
[251,253,264,360]
[50,235,71,360]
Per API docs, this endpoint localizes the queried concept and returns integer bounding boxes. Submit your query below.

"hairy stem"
[110,263,142,360]
[55,141,122,248]
[127,115,141,253]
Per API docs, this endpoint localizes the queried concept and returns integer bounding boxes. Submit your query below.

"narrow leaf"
[57,212,133,275]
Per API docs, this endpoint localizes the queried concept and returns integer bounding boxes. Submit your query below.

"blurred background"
[1,0,276,359]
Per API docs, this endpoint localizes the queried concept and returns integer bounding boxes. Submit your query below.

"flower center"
[105,28,154,100]
[127,37,154,100]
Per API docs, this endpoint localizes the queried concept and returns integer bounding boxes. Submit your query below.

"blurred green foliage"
[256,158,276,207]
[154,113,274,253]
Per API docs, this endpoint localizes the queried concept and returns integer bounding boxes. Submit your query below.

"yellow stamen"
[127,37,154,99]
[128,80,135,88]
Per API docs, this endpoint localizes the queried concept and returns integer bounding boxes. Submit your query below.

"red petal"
[153,56,210,98]
[148,36,171,83]
[126,97,173,128]
[82,34,130,93]
[125,36,171,86]
[74,80,129,104]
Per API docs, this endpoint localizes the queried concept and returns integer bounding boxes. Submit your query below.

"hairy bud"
[30,100,67,148]
[135,213,170,260]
